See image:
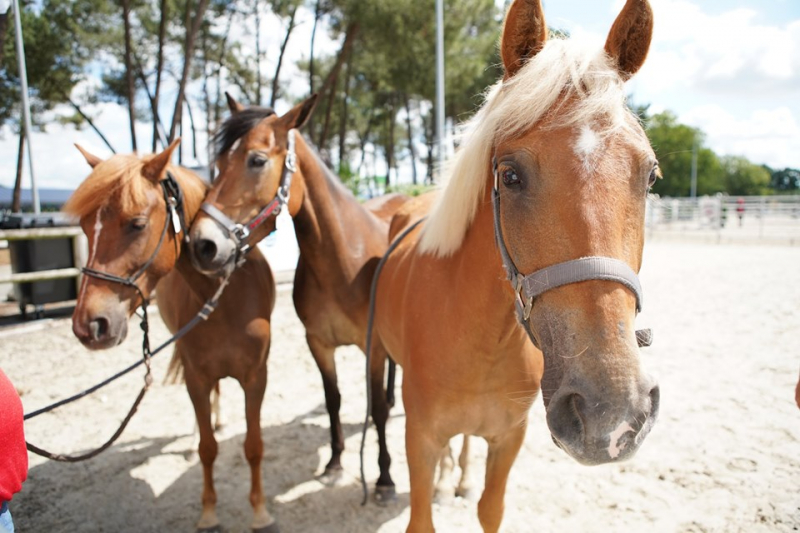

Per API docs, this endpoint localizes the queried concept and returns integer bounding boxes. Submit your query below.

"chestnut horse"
[187,98,411,500]
[372,0,661,530]
[65,142,278,533]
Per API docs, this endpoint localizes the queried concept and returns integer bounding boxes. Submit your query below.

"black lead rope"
[360,216,427,506]
[24,173,232,462]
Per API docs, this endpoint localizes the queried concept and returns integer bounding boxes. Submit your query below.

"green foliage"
[768,167,800,192]
[644,111,724,197]
[0,0,115,129]
[387,182,436,197]
[720,156,771,196]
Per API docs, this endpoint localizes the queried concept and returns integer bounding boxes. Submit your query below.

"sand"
[1,240,799,533]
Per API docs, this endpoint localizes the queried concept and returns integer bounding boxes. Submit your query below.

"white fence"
[646,195,800,245]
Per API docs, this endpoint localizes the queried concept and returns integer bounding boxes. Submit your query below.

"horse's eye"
[648,164,660,188]
[502,168,520,187]
[130,218,147,232]
[248,154,268,170]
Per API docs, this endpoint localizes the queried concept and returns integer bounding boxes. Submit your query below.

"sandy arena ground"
[1,240,799,533]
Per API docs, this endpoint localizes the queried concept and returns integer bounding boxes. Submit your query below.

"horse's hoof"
[456,486,480,502]
[252,522,280,533]
[317,466,344,486]
[197,526,223,533]
[373,484,397,506]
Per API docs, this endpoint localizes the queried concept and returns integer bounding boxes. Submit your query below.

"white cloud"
[639,1,800,97]
[681,105,800,169]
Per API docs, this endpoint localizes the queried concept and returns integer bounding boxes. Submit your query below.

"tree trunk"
[404,94,417,185]
[357,108,377,178]
[386,97,396,189]
[318,23,359,106]
[254,1,263,106]
[133,52,168,149]
[318,69,339,153]
[67,98,116,154]
[185,98,198,160]
[309,0,321,95]
[122,0,138,151]
[213,8,236,130]
[318,24,359,150]
[337,54,354,172]
[153,0,168,151]
[168,0,211,143]
[12,132,24,212]
[425,112,435,184]
[0,12,8,67]
[270,5,298,108]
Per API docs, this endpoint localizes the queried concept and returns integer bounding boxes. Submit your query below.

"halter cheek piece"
[491,157,653,349]
[81,171,188,306]
[199,129,298,267]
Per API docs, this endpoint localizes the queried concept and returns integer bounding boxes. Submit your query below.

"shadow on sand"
[14,403,407,533]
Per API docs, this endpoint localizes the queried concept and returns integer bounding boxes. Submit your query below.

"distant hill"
[0,186,75,210]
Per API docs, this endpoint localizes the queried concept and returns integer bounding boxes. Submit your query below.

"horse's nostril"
[89,317,109,341]
[648,383,660,418]
[195,239,217,262]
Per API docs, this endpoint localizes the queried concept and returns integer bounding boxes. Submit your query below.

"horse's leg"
[306,334,344,482]
[184,368,220,532]
[455,435,479,501]
[405,420,445,533]
[433,440,456,503]
[477,425,527,533]
[211,381,223,431]
[242,366,277,533]
[371,341,396,502]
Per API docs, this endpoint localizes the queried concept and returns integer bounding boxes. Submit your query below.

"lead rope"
[360,216,427,505]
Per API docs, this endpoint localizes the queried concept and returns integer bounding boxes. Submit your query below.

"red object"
[0,368,27,502]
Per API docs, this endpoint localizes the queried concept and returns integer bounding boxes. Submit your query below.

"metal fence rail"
[646,195,800,245]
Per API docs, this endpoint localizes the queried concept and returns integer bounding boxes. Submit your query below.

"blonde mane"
[418,37,635,257]
[64,154,207,219]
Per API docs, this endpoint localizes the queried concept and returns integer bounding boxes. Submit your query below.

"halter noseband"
[491,157,652,349]
[81,171,188,306]
[199,129,298,267]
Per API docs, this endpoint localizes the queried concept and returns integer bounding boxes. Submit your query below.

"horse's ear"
[279,94,318,131]
[74,144,104,168]
[225,92,245,114]
[604,0,654,80]
[143,138,181,183]
[500,0,548,80]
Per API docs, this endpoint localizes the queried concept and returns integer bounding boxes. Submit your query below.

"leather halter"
[82,172,188,305]
[199,129,298,266]
[491,158,653,348]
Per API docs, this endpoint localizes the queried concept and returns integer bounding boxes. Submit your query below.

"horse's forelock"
[213,106,276,161]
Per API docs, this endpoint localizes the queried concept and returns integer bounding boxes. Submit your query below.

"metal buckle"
[513,274,533,321]
[232,224,250,244]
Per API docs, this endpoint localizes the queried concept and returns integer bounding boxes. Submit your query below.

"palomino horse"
[373,0,661,530]
[187,98,412,500]
[66,142,278,533]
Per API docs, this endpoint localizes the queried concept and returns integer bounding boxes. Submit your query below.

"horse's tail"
[164,348,184,385]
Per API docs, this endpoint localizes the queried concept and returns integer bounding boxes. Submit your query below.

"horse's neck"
[293,138,384,275]
[450,190,526,349]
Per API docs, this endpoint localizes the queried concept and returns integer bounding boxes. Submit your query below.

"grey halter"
[491,158,652,348]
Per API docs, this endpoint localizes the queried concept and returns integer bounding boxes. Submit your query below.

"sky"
[1,0,799,192]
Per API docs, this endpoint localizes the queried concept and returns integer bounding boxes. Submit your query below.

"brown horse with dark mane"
[370,0,661,530]
[187,97,410,500]
[65,141,278,533]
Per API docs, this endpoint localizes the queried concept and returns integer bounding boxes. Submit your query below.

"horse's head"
[66,141,184,350]
[189,94,317,277]
[485,0,658,464]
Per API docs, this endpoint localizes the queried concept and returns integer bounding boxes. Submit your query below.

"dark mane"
[214,106,276,160]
